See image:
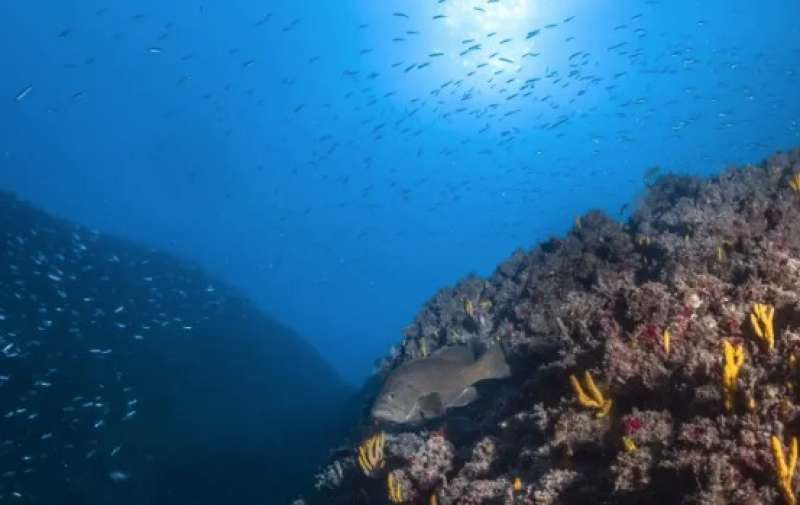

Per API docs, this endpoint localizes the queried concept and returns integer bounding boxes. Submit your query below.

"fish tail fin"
[473,343,511,381]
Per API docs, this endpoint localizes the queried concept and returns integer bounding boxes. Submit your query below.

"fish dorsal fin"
[468,344,511,382]
[431,345,475,364]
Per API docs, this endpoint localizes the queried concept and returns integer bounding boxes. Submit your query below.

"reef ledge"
[314,147,800,505]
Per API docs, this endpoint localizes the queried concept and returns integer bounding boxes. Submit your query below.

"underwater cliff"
[0,191,351,504]
[314,147,800,505]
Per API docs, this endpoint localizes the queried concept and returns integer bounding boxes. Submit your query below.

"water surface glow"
[446,0,534,70]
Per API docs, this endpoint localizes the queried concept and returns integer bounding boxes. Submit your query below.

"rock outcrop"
[317,148,800,505]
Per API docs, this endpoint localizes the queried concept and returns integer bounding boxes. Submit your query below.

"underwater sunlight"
[1,0,799,504]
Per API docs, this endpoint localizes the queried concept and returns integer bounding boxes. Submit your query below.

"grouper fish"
[370,344,511,425]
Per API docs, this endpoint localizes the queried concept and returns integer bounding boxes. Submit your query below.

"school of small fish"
[2,6,799,502]
[11,1,798,210]
[6,1,799,384]
[0,196,224,502]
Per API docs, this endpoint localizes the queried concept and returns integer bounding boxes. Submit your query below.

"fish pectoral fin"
[450,386,478,408]
[418,393,445,417]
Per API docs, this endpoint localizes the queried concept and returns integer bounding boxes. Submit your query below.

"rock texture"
[315,148,800,505]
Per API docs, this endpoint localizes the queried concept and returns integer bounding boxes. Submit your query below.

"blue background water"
[2,0,798,384]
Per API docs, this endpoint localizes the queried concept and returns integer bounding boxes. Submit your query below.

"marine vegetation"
[771,435,798,505]
[358,432,386,476]
[569,371,613,418]
[310,147,800,505]
[751,303,776,351]
[721,340,745,412]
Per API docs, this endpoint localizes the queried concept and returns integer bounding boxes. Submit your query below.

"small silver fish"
[371,344,510,425]
[15,86,32,102]
[108,471,130,482]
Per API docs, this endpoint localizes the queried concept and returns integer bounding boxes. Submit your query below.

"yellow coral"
[387,472,406,503]
[662,329,671,355]
[722,340,746,412]
[357,432,385,476]
[569,371,613,418]
[790,173,800,193]
[771,435,798,505]
[622,436,637,453]
[716,246,726,262]
[464,299,475,318]
[746,392,757,413]
[512,477,523,492]
[751,303,776,351]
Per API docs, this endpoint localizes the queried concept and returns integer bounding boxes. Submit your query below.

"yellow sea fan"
[771,435,798,505]
[662,329,671,354]
[722,340,745,412]
[464,299,476,318]
[357,432,385,476]
[750,303,775,351]
[387,471,406,503]
[789,173,800,193]
[569,371,612,418]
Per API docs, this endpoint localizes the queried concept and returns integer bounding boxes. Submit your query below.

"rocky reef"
[313,147,800,505]
[0,192,351,504]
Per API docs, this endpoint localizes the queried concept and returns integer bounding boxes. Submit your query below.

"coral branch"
[751,303,775,351]
[622,436,637,453]
[357,432,386,476]
[771,435,798,505]
[387,471,406,503]
[790,173,800,193]
[569,371,613,418]
[722,341,746,412]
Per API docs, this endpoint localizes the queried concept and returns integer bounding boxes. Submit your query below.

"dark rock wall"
[0,192,350,504]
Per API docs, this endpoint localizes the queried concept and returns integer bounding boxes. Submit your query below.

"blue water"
[2,0,798,388]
